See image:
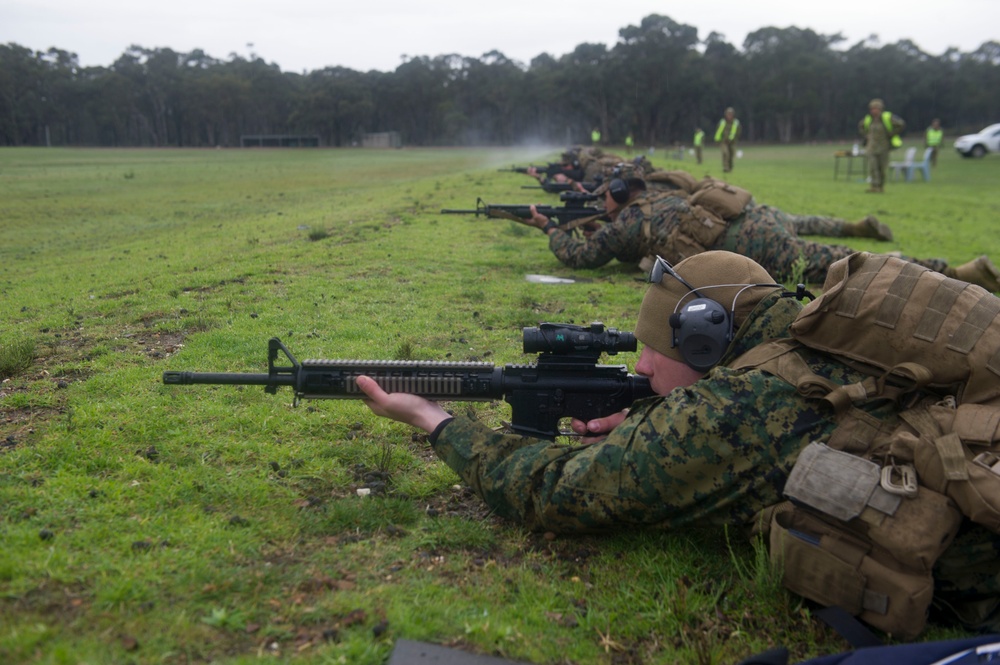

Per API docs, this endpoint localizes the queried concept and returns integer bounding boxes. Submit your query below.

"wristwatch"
[541,221,557,234]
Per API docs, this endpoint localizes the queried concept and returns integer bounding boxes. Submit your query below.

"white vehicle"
[954,123,1000,158]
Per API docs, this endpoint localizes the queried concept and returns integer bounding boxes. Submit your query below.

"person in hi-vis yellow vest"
[693,127,705,164]
[714,108,741,173]
[926,118,943,167]
[858,98,905,193]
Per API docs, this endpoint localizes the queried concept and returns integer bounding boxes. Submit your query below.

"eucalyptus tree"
[0,44,77,145]
[295,66,375,146]
[375,55,456,145]
[612,14,701,146]
[449,50,529,145]
[742,27,843,142]
[701,32,747,139]
[555,42,618,145]
[522,53,567,144]
[952,41,1000,130]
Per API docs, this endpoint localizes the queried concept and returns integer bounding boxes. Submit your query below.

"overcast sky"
[3,0,998,73]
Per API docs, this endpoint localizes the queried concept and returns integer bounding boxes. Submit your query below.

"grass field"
[1,142,998,665]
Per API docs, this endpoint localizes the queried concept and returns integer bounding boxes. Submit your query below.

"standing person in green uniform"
[926,118,943,167]
[858,98,905,193]
[714,108,741,173]
[625,132,635,155]
[693,127,705,165]
[591,127,601,146]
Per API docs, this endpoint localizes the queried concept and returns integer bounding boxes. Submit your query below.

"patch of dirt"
[0,329,189,447]
[1,579,93,622]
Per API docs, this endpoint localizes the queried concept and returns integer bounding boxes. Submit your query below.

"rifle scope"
[522,322,636,357]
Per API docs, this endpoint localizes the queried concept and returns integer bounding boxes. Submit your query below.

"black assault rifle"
[162,323,654,440]
[522,179,601,194]
[440,197,608,226]
[498,162,584,181]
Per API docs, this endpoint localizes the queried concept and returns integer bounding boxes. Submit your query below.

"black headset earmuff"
[669,297,732,371]
[650,255,813,372]
[608,178,630,204]
[668,282,808,371]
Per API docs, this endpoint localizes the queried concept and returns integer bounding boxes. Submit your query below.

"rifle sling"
[557,211,609,231]
[488,209,608,231]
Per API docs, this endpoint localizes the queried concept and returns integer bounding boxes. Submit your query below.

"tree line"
[2,15,999,149]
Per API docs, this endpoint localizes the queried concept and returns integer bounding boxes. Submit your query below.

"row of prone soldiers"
[367,145,1000,644]
[510,144,1000,291]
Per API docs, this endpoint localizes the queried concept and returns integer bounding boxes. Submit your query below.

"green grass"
[0,143,997,665]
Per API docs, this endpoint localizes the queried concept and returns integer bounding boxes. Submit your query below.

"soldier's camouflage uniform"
[719,205,947,283]
[548,193,689,269]
[755,204,857,238]
[429,291,1000,630]
[548,195,946,283]
[430,294,880,531]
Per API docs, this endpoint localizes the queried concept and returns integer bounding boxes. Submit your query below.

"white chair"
[890,147,917,181]
[906,147,934,182]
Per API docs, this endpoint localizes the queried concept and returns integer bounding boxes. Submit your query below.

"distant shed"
[362,132,402,149]
[241,135,320,147]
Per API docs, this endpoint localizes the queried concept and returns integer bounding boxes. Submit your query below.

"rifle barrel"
[163,371,284,386]
[162,334,653,439]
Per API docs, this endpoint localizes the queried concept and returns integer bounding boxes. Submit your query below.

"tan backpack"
[690,177,753,220]
[645,169,698,194]
[734,252,1000,639]
[632,192,728,266]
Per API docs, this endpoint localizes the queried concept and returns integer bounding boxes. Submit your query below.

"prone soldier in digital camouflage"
[603,161,895,244]
[526,146,629,188]
[356,250,1000,634]
[523,164,1000,290]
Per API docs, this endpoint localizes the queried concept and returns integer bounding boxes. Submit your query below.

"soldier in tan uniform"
[859,98,905,193]
[715,108,741,173]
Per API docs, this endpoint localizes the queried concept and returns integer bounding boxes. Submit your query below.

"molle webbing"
[739,251,1000,640]
[645,170,697,194]
[689,179,753,220]
[788,252,1000,405]
[635,193,727,265]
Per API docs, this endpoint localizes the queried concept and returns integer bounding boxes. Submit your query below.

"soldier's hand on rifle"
[355,376,451,434]
[527,204,551,230]
[570,409,629,444]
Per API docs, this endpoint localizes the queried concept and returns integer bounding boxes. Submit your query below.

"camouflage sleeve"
[546,208,644,269]
[432,368,831,533]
